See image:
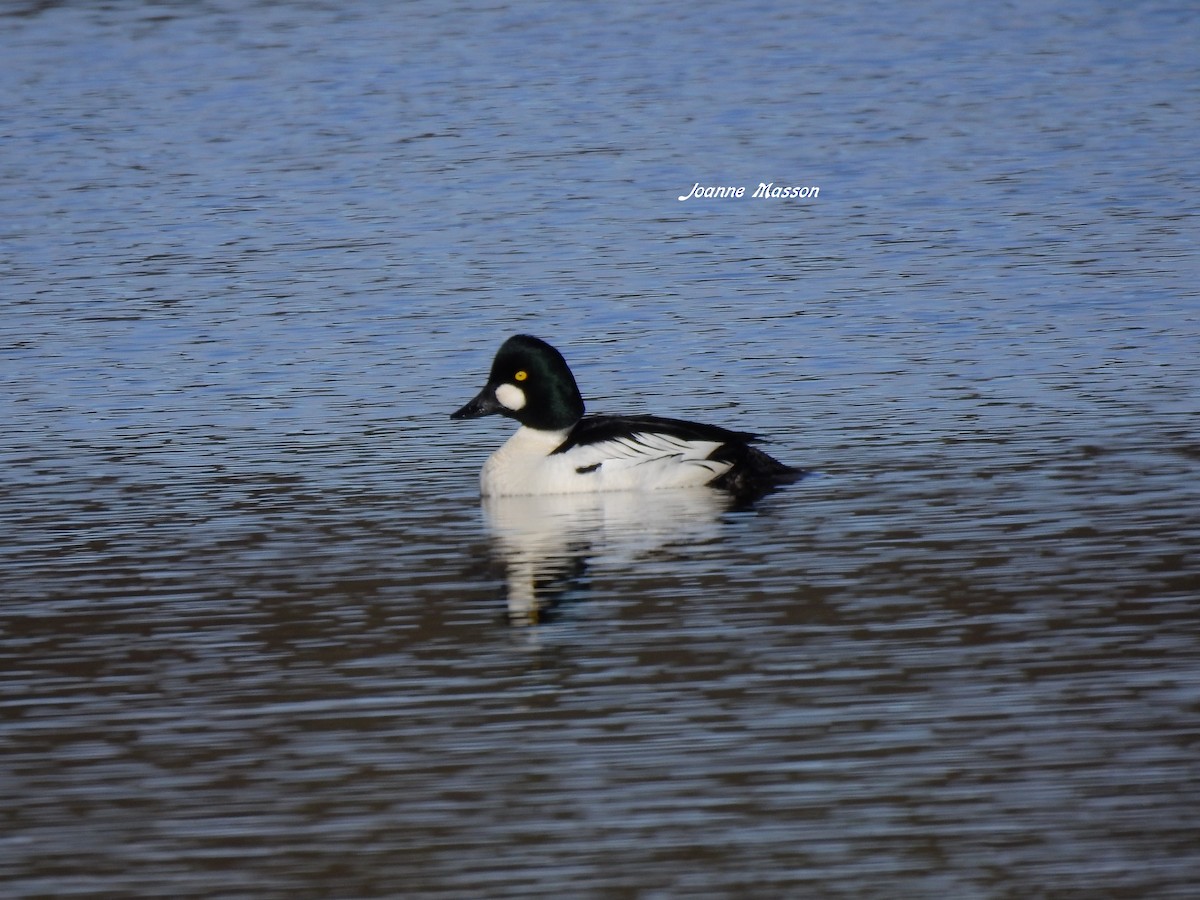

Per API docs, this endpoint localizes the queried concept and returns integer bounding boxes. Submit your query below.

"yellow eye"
[514,370,528,381]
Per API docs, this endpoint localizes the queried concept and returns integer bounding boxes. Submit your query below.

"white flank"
[479,426,732,496]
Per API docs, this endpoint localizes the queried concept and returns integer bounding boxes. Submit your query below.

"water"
[2,0,1198,896]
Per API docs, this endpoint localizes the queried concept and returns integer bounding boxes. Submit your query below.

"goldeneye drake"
[451,335,802,497]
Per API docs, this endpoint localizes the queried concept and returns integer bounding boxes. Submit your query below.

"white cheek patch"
[495,382,527,411]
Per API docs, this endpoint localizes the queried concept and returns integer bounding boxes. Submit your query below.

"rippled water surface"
[2,1,1198,897]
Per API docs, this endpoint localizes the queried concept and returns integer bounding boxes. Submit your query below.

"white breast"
[479,426,732,496]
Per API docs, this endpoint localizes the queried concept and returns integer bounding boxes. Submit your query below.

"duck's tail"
[709,444,805,500]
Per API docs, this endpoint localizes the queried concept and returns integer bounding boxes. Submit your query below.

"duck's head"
[451,334,586,431]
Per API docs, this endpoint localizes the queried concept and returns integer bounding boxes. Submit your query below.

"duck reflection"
[482,489,733,624]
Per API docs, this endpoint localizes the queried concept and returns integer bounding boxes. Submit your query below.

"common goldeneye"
[451,335,802,497]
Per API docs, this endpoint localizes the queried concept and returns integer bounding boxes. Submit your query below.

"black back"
[552,414,758,454]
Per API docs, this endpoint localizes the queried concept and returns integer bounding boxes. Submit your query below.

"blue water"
[2,1,1198,897]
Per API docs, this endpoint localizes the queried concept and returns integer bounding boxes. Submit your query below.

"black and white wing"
[555,414,801,494]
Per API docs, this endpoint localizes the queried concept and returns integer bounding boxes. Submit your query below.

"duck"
[451,335,803,498]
